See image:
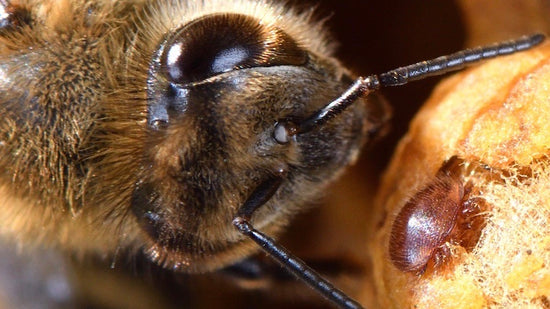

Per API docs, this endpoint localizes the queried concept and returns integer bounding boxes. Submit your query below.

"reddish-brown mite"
[389,156,479,274]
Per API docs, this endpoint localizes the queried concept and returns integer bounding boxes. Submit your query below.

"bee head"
[125,13,386,271]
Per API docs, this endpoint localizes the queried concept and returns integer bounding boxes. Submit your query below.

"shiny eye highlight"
[0,1,31,31]
[158,13,308,85]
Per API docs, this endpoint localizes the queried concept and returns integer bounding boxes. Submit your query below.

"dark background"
[302,0,465,172]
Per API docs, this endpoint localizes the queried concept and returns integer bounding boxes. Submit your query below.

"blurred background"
[1,1,549,308]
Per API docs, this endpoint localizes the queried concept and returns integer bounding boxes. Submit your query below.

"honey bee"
[0,0,370,262]
[0,0,544,308]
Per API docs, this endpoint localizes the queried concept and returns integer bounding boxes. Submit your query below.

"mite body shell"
[388,156,484,274]
[389,161,464,273]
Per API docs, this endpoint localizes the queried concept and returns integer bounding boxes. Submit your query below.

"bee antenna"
[377,33,545,87]
[292,33,545,135]
[233,166,364,309]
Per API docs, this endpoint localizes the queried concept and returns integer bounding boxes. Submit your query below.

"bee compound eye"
[159,13,307,85]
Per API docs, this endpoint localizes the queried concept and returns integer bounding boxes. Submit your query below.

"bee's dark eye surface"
[159,13,308,85]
